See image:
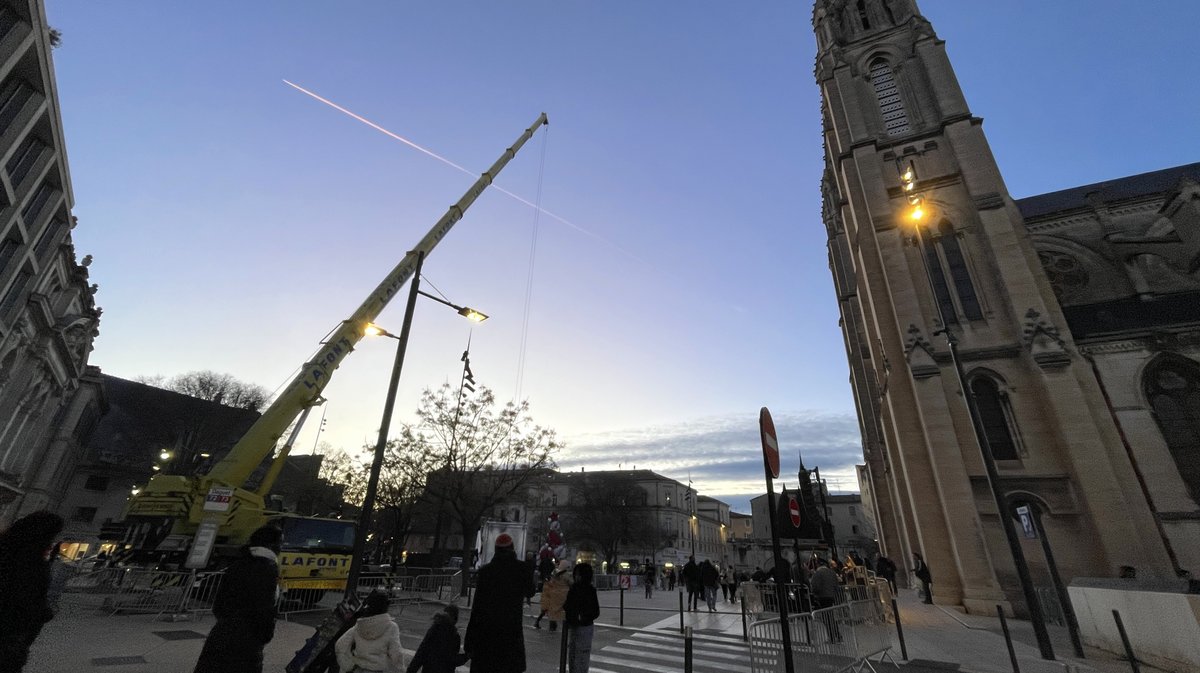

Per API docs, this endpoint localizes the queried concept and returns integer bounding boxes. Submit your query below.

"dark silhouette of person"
[0,511,64,673]
[193,525,282,673]
[465,533,535,673]
[913,552,933,605]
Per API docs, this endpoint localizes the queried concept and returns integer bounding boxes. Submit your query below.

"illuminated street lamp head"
[909,205,925,222]
[131,486,141,496]
[363,322,397,339]
[457,306,489,323]
[159,450,172,461]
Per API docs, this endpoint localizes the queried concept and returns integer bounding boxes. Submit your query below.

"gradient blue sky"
[48,2,1200,512]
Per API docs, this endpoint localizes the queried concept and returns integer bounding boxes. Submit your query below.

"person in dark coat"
[0,511,63,673]
[563,563,600,673]
[681,556,701,611]
[193,525,282,673]
[873,553,897,589]
[913,552,933,604]
[700,560,720,612]
[408,604,469,673]
[464,533,534,673]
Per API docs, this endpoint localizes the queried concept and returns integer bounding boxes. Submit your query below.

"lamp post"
[343,250,488,599]
[901,163,1055,659]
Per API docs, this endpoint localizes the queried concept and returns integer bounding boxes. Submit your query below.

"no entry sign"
[789,496,802,528]
[760,407,780,479]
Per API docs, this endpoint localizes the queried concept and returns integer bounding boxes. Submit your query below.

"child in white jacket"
[336,591,405,673]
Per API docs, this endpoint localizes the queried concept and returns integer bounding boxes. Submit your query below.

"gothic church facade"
[816,0,1197,614]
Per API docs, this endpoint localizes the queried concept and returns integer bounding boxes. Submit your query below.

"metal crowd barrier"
[748,598,898,673]
[57,567,226,618]
[59,566,464,619]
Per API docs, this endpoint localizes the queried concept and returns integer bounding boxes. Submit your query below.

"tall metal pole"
[763,463,796,673]
[1031,506,1085,657]
[344,250,425,599]
[912,226,1054,659]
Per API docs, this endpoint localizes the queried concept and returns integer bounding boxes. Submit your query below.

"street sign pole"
[760,407,795,673]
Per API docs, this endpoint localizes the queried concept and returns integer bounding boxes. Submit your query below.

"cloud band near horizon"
[558,410,865,514]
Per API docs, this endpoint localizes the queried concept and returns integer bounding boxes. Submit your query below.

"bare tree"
[372,438,435,564]
[398,384,559,586]
[566,472,661,569]
[138,370,271,411]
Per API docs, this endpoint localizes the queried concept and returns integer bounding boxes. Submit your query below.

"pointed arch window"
[937,221,983,320]
[1144,355,1200,504]
[869,59,909,136]
[922,221,983,325]
[970,377,1020,460]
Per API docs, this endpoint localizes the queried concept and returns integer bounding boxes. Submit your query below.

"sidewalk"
[25,611,319,673]
[591,585,1163,673]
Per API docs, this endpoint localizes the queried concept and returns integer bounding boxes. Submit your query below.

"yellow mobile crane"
[120,113,549,602]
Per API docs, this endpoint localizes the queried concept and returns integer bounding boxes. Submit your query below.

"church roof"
[1016,162,1200,219]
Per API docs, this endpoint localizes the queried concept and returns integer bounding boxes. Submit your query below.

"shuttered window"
[870,59,909,136]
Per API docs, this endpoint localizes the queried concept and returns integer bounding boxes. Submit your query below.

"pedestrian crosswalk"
[589,629,751,673]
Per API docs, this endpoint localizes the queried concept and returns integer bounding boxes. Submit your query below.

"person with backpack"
[563,563,600,673]
[336,591,405,673]
[407,604,468,673]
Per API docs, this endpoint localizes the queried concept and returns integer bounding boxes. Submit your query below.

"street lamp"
[900,162,1056,659]
[343,250,488,598]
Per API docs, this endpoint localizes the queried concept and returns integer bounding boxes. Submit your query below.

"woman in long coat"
[193,525,282,673]
[0,511,63,673]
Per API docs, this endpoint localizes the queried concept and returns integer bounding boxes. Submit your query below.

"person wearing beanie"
[0,510,64,673]
[336,591,405,673]
[407,604,469,673]
[464,533,534,673]
[193,524,282,673]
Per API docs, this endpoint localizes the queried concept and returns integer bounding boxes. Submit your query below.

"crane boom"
[205,112,548,487]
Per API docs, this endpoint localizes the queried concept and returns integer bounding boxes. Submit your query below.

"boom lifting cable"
[514,126,549,403]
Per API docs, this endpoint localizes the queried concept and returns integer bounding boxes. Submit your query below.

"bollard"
[997,605,1020,673]
[741,595,748,642]
[558,620,569,673]
[1112,610,1140,673]
[891,598,908,661]
[679,591,685,634]
[619,586,625,627]
[684,626,694,673]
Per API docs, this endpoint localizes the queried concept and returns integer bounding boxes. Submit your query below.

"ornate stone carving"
[1021,308,1071,367]
[905,324,940,378]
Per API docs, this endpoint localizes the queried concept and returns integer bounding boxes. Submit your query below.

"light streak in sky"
[282,79,647,265]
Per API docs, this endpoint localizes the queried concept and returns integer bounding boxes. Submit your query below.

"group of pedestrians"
[678,555,731,612]
[470,533,599,673]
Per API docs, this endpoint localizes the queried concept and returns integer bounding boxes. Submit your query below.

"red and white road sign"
[760,407,780,479]
[788,496,802,528]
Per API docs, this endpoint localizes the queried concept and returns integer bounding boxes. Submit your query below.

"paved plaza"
[24,586,1165,673]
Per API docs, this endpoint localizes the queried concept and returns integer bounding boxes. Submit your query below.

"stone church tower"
[814,0,1177,614]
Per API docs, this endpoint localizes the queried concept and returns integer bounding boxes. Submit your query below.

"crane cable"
[514,127,549,403]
